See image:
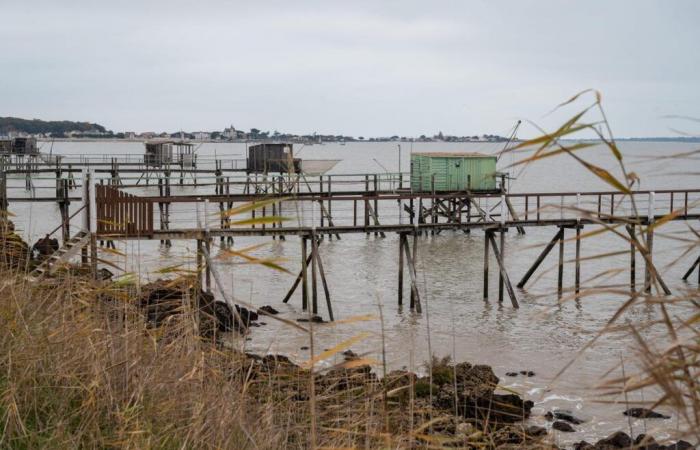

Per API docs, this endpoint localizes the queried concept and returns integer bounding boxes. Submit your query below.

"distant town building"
[223,125,237,140]
[192,131,211,140]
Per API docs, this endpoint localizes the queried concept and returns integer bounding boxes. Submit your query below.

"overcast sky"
[1,0,698,137]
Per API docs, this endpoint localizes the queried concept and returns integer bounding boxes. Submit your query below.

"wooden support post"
[0,172,7,213]
[517,228,562,288]
[682,256,700,282]
[401,232,422,313]
[196,239,203,290]
[558,226,565,297]
[498,229,505,303]
[628,224,636,291]
[483,230,490,300]
[205,238,212,292]
[282,251,315,303]
[310,233,319,314]
[575,225,581,296]
[486,232,519,308]
[411,232,419,310]
[373,174,379,237]
[301,237,309,311]
[398,233,404,306]
[312,235,334,321]
[645,192,655,293]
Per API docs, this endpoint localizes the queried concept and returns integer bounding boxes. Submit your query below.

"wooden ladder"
[26,230,91,282]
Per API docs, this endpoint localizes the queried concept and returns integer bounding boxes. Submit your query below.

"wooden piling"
[575,225,581,296]
[301,237,309,311]
[398,233,404,306]
[558,226,565,297]
[517,228,563,288]
[486,232,519,308]
[483,230,490,301]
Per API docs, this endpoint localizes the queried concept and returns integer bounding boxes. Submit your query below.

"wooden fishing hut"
[410,152,498,192]
[247,143,300,174]
[0,137,39,156]
[144,140,195,167]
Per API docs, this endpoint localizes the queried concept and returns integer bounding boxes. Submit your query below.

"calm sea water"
[7,140,700,446]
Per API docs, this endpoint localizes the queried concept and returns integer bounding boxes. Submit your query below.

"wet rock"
[300,346,309,350]
[258,305,279,315]
[505,371,518,377]
[623,408,670,419]
[96,267,114,281]
[455,422,476,437]
[343,349,359,360]
[297,315,325,323]
[573,442,595,450]
[526,425,548,437]
[552,421,575,432]
[596,431,632,448]
[31,234,59,259]
[519,370,535,377]
[323,364,376,390]
[432,362,533,423]
[211,301,258,331]
[634,434,661,450]
[668,440,694,450]
[545,410,584,424]
[260,353,299,372]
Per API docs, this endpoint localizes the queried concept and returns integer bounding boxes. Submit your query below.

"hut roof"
[411,151,493,158]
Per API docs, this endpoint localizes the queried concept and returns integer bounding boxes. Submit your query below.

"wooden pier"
[2,168,698,321]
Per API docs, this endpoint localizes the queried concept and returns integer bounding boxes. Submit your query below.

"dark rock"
[634,434,662,450]
[573,442,595,450]
[547,410,584,424]
[211,301,258,331]
[259,321,267,325]
[31,234,59,259]
[668,440,694,450]
[323,364,376,390]
[526,425,548,437]
[96,267,114,281]
[505,371,518,377]
[596,431,632,448]
[552,421,575,432]
[297,315,325,323]
[518,370,535,376]
[300,346,309,350]
[343,349,359,360]
[432,362,533,423]
[258,305,279,315]
[235,305,258,324]
[623,408,671,419]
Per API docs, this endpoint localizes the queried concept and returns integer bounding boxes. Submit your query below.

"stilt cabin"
[247,143,301,174]
[410,152,498,192]
[144,141,195,167]
[0,137,38,156]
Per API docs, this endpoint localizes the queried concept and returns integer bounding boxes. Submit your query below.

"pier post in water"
[558,226,565,297]
[644,192,655,293]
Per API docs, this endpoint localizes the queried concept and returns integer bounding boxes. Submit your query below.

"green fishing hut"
[410,152,498,192]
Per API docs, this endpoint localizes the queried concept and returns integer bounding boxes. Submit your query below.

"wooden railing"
[96,185,154,236]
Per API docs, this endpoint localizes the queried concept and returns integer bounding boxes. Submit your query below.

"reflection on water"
[6,140,699,445]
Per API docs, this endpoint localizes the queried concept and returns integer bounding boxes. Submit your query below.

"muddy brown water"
[7,140,699,447]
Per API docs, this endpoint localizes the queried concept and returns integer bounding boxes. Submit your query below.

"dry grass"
[504,89,700,445]
[0,264,555,449]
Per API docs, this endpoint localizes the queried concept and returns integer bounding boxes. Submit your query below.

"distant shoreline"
[34,137,700,144]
